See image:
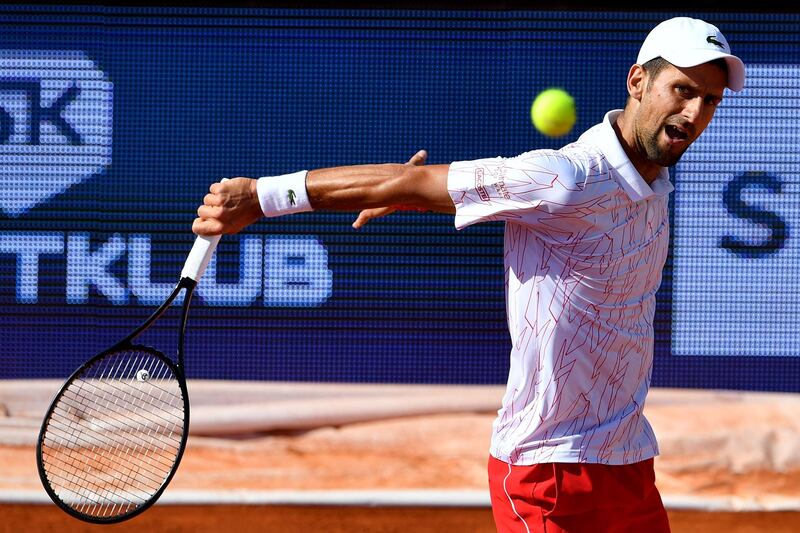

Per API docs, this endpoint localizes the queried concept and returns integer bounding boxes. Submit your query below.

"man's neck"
[612,111,661,184]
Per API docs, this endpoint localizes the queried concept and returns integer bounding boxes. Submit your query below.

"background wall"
[1,6,799,391]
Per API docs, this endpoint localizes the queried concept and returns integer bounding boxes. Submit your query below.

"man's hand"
[192,177,262,236]
[352,149,428,229]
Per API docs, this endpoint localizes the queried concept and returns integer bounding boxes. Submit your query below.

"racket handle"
[181,178,228,282]
[181,234,221,282]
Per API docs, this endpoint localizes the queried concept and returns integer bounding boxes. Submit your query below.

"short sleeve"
[447,149,585,229]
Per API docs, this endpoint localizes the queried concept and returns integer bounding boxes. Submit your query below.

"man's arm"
[306,163,452,213]
[192,151,453,236]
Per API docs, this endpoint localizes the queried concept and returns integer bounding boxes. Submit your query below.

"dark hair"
[641,57,673,80]
[625,57,729,107]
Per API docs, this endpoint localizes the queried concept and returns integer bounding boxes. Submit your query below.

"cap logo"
[706,35,725,49]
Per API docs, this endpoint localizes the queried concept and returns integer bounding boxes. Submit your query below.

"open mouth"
[665,124,689,142]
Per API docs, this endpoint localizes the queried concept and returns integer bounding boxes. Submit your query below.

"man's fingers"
[352,206,398,229]
[353,211,370,229]
[194,177,261,237]
[209,181,227,194]
[192,217,224,236]
[203,192,224,207]
[407,149,427,166]
[197,204,222,219]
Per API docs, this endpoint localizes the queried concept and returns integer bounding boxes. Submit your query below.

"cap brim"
[665,49,746,92]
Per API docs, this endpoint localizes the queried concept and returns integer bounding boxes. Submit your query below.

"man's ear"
[627,64,647,102]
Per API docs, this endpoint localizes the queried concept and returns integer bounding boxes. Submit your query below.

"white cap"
[637,17,746,92]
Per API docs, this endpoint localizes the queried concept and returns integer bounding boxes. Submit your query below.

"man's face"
[633,62,727,167]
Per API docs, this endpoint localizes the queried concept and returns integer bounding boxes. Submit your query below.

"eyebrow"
[677,78,724,101]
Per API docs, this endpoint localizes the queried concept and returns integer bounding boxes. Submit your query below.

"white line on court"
[4,489,800,512]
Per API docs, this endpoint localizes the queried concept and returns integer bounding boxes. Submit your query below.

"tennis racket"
[35,228,222,524]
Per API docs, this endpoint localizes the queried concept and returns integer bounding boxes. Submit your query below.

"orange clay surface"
[1,383,799,532]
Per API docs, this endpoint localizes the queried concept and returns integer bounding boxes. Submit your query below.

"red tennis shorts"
[488,455,671,533]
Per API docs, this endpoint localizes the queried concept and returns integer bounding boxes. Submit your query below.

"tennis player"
[193,17,745,533]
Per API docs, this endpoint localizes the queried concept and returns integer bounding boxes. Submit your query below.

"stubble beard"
[637,123,688,168]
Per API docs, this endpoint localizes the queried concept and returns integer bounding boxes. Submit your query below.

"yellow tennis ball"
[531,88,576,138]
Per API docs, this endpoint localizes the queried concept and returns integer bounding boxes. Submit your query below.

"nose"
[682,97,704,124]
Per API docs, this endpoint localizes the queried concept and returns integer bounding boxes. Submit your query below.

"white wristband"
[256,170,312,217]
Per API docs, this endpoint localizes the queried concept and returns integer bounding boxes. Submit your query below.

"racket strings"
[45,370,181,511]
[43,358,181,515]
[40,348,185,519]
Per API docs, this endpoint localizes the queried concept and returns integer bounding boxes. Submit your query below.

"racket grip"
[182,178,228,281]
[181,234,221,281]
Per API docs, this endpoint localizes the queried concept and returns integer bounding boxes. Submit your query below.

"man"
[193,16,745,533]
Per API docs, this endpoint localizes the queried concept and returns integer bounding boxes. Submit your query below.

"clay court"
[2,381,799,532]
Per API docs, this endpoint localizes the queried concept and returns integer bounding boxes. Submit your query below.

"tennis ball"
[530,88,576,138]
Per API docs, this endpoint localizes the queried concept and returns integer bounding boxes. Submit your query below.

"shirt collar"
[586,110,674,202]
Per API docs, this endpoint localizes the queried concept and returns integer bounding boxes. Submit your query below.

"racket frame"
[36,276,197,524]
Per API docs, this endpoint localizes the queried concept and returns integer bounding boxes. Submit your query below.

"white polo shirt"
[448,110,674,465]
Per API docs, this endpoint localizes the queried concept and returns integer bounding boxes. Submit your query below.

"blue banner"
[1,7,799,390]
